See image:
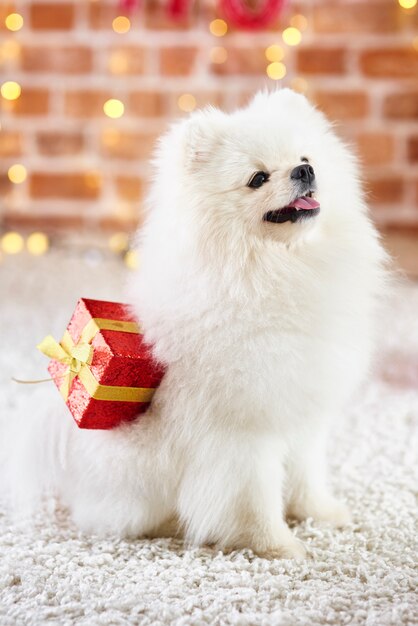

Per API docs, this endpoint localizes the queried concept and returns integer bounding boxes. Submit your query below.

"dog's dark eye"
[301,157,309,163]
[248,171,269,189]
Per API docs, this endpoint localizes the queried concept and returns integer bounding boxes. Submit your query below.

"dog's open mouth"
[263,193,320,224]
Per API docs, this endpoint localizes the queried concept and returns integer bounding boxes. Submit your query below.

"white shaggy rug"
[0,249,417,626]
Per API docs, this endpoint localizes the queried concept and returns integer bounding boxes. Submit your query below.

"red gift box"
[38,298,165,429]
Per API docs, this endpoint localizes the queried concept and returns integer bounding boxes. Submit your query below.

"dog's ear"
[183,107,227,167]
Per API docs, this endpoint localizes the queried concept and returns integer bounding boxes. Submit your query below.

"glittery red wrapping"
[47,298,166,430]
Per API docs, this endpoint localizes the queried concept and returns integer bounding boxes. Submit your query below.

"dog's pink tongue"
[288,196,320,210]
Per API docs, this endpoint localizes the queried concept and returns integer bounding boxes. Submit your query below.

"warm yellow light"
[109,232,129,253]
[108,51,129,74]
[290,76,309,94]
[290,14,308,31]
[282,27,302,46]
[398,0,417,8]
[26,232,49,256]
[265,44,284,62]
[5,13,24,31]
[1,81,21,100]
[209,19,228,37]
[210,46,228,64]
[103,98,125,118]
[1,232,24,254]
[178,93,196,112]
[112,16,131,33]
[8,164,27,184]
[124,249,139,270]
[266,62,287,80]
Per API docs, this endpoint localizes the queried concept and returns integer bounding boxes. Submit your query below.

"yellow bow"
[37,334,93,399]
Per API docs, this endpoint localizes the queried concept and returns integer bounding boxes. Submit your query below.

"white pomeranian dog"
[9,89,387,558]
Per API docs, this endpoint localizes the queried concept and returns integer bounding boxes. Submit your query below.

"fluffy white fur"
[8,90,387,558]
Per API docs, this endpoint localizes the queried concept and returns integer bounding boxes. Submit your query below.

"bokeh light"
[84,171,102,189]
[103,98,125,118]
[209,19,228,37]
[124,250,139,270]
[26,232,49,256]
[8,164,27,184]
[210,46,228,64]
[265,45,284,62]
[112,16,131,33]
[108,232,129,253]
[1,81,21,100]
[290,14,308,31]
[282,27,302,46]
[1,232,24,254]
[290,77,309,94]
[0,40,21,61]
[398,0,417,8]
[266,62,287,80]
[178,93,196,112]
[5,13,24,31]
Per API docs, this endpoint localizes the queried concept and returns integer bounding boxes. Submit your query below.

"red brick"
[89,2,141,29]
[145,0,196,30]
[65,91,111,118]
[160,47,198,76]
[0,131,23,157]
[313,1,399,34]
[101,132,158,160]
[21,46,92,74]
[129,91,166,117]
[211,47,266,75]
[361,49,418,79]
[356,133,395,167]
[30,173,101,200]
[99,216,139,232]
[116,176,143,201]
[169,90,224,111]
[384,92,418,119]
[36,131,84,156]
[313,91,369,120]
[3,213,85,232]
[408,137,418,163]
[367,176,405,205]
[0,3,15,31]
[4,88,49,116]
[30,3,75,30]
[296,48,346,75]
[107,46,146,75]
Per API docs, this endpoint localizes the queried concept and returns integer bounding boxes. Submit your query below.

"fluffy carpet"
[0,250,417,626]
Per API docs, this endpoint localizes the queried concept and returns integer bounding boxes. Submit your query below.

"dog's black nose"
[290,164,315,185]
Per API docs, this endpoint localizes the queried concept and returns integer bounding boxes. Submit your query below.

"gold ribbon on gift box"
[37,317,156,403]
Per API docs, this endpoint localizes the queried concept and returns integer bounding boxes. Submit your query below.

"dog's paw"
[258,538,307,560]
[289,495,351,528]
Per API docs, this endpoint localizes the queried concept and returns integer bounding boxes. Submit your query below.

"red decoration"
[220,0,286,29]
[44,298,165,430]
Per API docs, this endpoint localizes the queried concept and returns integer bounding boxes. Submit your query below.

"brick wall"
[1,0,417,235]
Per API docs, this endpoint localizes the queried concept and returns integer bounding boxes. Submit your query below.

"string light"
[124,250,139,269]
[8,164,27,184]
[282,27,302,46]
[265,45,284,62]
[5,13,24,31]
[1,232,24,254]
[26,232,49,256]
[1,81,21,100]
[398,0,417,8]
[209,19,228,37]
[108,232,129,253]
[103,98,125,118]
[290,14,308,31]
[290,77,309,94]
[266,62,286,80]
[178,93,196,112]
[112,16,131,33]
[210,46,228,64]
